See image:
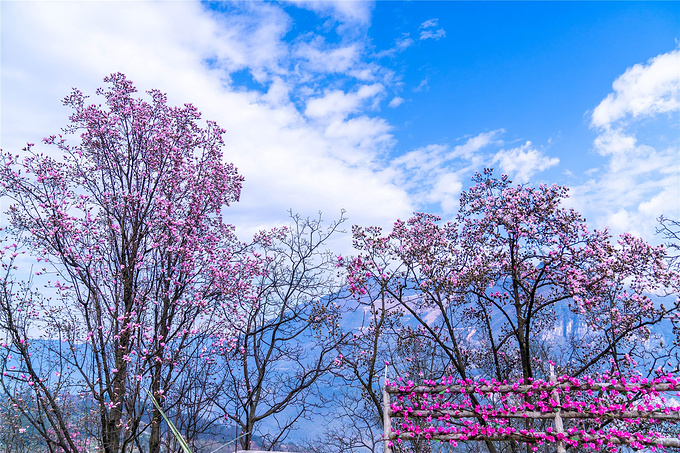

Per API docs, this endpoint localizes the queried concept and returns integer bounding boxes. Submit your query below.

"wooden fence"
[383,369,680,452]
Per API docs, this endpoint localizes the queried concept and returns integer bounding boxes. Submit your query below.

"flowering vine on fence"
[383,370,680,452]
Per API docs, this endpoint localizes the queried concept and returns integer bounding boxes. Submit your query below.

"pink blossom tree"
[0,74,261,453]
[344,169,679,452]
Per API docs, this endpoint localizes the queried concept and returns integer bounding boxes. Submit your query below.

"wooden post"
[383,385,392,453]
[383,366,392,453]
[550,364,566,453]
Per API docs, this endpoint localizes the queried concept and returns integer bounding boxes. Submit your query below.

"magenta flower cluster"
[385,372,680,452]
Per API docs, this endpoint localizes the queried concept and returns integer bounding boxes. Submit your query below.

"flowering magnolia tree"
[342,169,680,452]
[0,74,262,453]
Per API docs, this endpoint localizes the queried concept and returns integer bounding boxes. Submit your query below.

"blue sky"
[1,1,679,249]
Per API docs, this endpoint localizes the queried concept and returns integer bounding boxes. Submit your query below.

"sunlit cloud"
[591,49,680,128]
[419,18,446,40]
[420,18,440,29]
[573,48,680,238]
[294,40,361,75]
[287,0,374,27]
[492,141,560,183]
[305,84,384,120]
[420,29,446,41]
[388,97,405,108]
[389,130,505,214]
[373,34,414,59]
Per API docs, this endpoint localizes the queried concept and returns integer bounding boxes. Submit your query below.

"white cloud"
[429,173,464,214]
[263,76,292,107]
[414,78,429,92]
[420,18,439,29]
[451,129,505,160]
[492,142,560,183]
[305,84,384,120]
[389,130,504,214]
[324,116,394,166]
[288,0,373,27]
[392,144,449,173]
[574,48,680,239]
[388,97,404,108]
[374,34,414,59]
[420,29,446,41]
[391,130,503,174]
[571,145,679,238]
[294,39,360,74]
[592,128,637,156]
[396,36,415,51]
[591,49,680,128]
[418,18,446,40]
